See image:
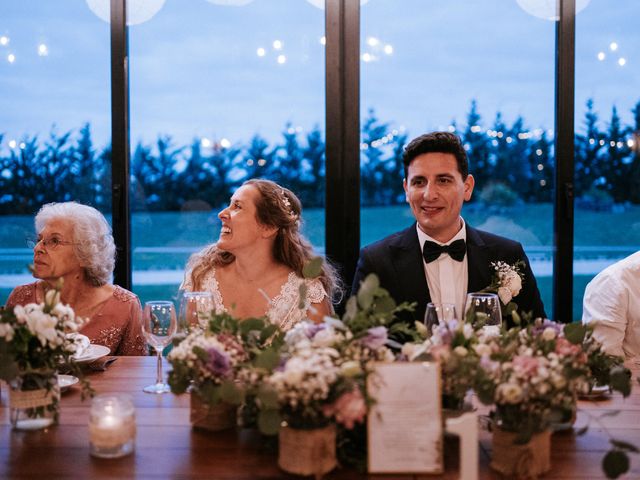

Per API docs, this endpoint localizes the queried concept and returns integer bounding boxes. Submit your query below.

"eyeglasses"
[27,236,78,250]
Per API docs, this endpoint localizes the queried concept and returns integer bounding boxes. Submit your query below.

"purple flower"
[531,318,562,338]
[361,326,388,350]
[205,346,232,378]
[305,323,326,339]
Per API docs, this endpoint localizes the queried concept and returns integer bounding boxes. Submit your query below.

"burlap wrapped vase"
[189,393,237,431]
[490,427,551,479]
[278,423,337,479]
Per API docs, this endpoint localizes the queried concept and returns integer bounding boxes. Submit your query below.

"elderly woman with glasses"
[4,201,146,356]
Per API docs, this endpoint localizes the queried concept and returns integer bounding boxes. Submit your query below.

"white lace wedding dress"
[182,268,327,331]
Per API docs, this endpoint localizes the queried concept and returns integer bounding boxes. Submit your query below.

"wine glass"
[423,302,457,337]
[178,291,214,336]
[141,301,177,394]
[464,293,502,331]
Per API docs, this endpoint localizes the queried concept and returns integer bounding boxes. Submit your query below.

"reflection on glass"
[464,292,501,329]
[424,302,457,337]
[141,301,177,394]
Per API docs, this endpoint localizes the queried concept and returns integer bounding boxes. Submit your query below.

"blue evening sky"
[0,0,637,152]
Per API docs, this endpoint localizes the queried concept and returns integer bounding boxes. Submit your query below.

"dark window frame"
[110,0,576,321]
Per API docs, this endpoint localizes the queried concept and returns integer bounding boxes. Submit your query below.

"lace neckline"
[210,268,298,317]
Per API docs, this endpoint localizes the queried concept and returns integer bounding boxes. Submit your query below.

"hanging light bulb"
[306,0,369,9]
[515,0,590,21]
[205,0,254,5]
[85,0,165,26]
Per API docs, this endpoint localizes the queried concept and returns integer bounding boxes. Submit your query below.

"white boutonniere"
[492,261,523,305]
[478,261,526,324]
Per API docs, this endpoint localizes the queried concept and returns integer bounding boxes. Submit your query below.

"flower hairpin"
[279,188,296,218]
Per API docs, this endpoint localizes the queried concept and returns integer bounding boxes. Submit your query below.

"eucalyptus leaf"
[302,256,323,279]
[254,349,280,370]
[239,317,266,336]
[257,385,280,409]
[610,439,640,453]
[602,449,629,479]
[259,324,278,343]
[219,380,245,405]
[575,424,589,436]
[298,283,308,310]
[563,322,587,345]
[373,295,396,314]
[609,366,631,397]
[257,408,282,436]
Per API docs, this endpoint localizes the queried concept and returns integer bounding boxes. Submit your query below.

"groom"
[352,131,546,326]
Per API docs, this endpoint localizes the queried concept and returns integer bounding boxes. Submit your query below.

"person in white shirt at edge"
[181,179,340,331]
[582,251,640,361]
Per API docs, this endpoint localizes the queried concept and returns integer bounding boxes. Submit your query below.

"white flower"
[312,328,339,347]
[462,323,474,339]
[45,288,61,307]
[401,342,426,361]
[496,383,523,404]
[497,286,513,305]
[453,346,468,357]
[473,343,492,357]
[0,323,14,341]
[551,373,567,389]
[541,327,557,341]
[504,270,522,297]
[25,310,59,347]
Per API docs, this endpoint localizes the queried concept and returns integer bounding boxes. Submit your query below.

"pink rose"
[512,354,540,376]
[323,389,367,429]
[555,337,581,357]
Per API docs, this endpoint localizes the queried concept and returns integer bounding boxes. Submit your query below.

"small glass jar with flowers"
[0,280,90,430]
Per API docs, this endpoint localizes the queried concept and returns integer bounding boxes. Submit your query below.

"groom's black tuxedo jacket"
[351,223,546,326]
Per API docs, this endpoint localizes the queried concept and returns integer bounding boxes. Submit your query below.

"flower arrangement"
[472,319,591,440]
[262,317,395,432]
[0,280,91,427]
[167,312,284,418]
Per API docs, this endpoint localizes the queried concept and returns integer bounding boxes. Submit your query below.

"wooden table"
[1,357,638,479]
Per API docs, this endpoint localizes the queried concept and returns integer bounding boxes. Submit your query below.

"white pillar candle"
[89,395,136,458]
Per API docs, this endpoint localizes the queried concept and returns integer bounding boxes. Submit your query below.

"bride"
[181,179,340,330]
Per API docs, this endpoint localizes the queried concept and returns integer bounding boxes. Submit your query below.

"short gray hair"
[35,202,115,286]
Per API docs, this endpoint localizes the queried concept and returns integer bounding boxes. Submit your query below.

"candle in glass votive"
[89,394,136,458]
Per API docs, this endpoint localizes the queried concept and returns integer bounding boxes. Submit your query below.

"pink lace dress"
[182,269,327,331]
[5,282,147,356]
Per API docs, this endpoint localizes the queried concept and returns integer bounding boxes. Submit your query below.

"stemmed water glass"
[141,301,177,394]
[464,293,502,331]
[178,291,214,337]
[423,302,457,337]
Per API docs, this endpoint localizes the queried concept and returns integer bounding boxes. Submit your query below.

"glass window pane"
[0,1,111,304]
[574,1,639,321]
[360,1,556,312]
[129,0,325,304]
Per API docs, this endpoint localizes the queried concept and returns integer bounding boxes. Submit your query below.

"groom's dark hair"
[402,131,469,179]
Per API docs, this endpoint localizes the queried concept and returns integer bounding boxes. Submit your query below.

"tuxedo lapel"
[466,225,493,293]
[389,225,430,318]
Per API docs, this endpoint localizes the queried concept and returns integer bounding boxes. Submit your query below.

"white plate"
[579,384,611,400]
[57,374,79,392]
[73,344,110,364]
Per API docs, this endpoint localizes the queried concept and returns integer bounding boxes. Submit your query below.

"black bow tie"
[422,239,466,263]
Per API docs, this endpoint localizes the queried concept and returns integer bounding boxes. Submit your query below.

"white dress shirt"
[416,219,468,322]
[582,251,640,361]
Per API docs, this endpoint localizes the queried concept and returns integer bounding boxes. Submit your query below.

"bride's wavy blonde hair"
[185,179,341,302]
